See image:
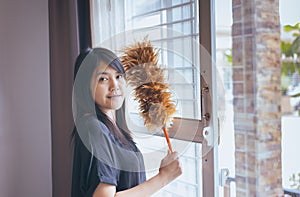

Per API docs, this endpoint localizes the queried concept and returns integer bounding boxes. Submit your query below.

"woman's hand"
[94,151,182,197]
[158,151,182,185]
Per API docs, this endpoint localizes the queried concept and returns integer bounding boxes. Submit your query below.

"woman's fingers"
[161,151,178,166]
[166,151,178,158]
[159,151,182,183]
[160,152,181,172]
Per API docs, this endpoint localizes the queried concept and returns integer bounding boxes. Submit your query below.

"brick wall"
[232,0,282,196]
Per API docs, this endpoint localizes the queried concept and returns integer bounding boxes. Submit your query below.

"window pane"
[91,0,202,196]
[92,0,200,119]
[134,136,202,197]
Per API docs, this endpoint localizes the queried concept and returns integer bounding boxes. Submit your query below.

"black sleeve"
[78,116,121,186]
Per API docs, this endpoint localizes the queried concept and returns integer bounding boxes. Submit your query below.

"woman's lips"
[107,95,122,98]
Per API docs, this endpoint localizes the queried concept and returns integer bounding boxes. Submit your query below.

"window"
[90,0,218,196]
[91,0,200,120]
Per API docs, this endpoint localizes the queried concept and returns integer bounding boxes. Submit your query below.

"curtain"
[48,0,87,195]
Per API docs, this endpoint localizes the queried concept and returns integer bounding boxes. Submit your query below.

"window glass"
[91,0,201,120]
[91,0,204,196]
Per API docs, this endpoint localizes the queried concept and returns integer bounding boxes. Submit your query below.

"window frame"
[80,0,219,196]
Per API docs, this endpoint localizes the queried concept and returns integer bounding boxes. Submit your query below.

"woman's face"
[90,61,126,116]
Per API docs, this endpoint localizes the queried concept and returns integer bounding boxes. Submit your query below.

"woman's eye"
[99,77,108,82]
[116,74,124,79]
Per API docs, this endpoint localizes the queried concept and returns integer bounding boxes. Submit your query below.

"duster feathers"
[120,39,176,132]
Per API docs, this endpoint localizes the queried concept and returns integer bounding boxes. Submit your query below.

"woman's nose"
[109,78,119,92]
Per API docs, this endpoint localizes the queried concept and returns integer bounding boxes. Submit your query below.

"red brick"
[232,67,244,81]
[232,6,242,22]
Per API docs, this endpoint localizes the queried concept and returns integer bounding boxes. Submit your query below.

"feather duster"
[120,38,176,152]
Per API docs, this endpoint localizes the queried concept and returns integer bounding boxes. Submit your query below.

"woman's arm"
[93,152,182,197]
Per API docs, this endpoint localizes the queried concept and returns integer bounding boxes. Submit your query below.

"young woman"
[71,48,182,197]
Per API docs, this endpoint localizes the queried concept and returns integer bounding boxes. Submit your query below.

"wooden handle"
[163,127,173,153]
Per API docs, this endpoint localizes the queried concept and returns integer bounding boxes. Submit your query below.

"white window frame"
[90,0,219,196]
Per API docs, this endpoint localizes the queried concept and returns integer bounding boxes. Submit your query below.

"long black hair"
[72,48,133,146]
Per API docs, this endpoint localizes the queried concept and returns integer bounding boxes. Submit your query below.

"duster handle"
[163,126,173,153]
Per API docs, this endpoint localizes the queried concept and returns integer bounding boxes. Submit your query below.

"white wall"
[0,0,52,196]
[279,0,300,40]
